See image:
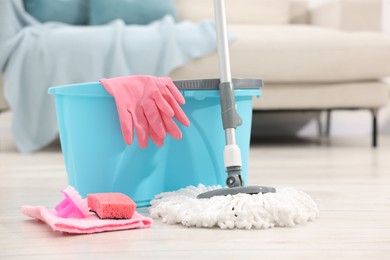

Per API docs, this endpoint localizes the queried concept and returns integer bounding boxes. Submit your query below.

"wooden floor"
[1,111,390,259]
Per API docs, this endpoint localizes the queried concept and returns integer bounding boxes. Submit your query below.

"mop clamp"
[224,144,243,187]
[226,166,243,187]
[219,82,242,129]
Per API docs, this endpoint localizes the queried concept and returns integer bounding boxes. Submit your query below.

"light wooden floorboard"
[1,111,390,259]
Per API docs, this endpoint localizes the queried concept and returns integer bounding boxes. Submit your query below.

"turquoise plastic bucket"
[49,79,261,206]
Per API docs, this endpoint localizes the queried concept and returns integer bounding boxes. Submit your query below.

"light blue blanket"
[0,0,221,153]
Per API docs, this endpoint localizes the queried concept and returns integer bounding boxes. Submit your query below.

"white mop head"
[149,184,319,229]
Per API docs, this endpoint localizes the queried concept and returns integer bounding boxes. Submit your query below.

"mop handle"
[214,0,243,187]
[214,0,242,137]
[214,0,232,83]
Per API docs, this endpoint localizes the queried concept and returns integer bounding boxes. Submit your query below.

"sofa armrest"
[309,0,383,31]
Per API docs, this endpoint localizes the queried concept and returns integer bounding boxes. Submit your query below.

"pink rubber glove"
[151,77,190,145]
[100,76,189,148]
[157,77,190,127]
[100,75,172,148]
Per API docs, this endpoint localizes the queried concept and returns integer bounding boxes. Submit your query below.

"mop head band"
[149,184,318,229]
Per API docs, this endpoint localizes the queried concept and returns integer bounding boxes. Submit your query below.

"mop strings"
[149,184,319,229]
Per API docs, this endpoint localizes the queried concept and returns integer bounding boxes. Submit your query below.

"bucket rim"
[48,78,262,97]
[173,78,263,90]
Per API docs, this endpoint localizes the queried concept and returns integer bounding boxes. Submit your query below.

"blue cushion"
[90,0,178,25]
[24,0,89,25]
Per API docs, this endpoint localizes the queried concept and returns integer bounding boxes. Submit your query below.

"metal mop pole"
[196,0,276,198]
[214,0,244,188]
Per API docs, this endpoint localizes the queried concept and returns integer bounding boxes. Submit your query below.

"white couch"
[170,0,390,146]
[1,0,389,147]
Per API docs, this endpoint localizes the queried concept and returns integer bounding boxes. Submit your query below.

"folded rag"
[21,205,153,234]
[100,75,190,148]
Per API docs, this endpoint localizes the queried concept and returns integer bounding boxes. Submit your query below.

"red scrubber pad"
[87,193,136,219]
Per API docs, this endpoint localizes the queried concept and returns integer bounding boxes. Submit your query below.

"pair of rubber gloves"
[100,76,190,148]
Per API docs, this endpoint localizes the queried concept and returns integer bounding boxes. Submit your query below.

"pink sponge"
[87,193,136,219]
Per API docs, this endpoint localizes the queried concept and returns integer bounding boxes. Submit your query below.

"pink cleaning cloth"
[21,205,152,234]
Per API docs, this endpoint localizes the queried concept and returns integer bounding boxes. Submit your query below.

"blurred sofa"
[1,0,390,147]
[170,0,390,146]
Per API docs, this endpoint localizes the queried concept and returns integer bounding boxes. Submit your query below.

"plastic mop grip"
[214,0,244,188]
